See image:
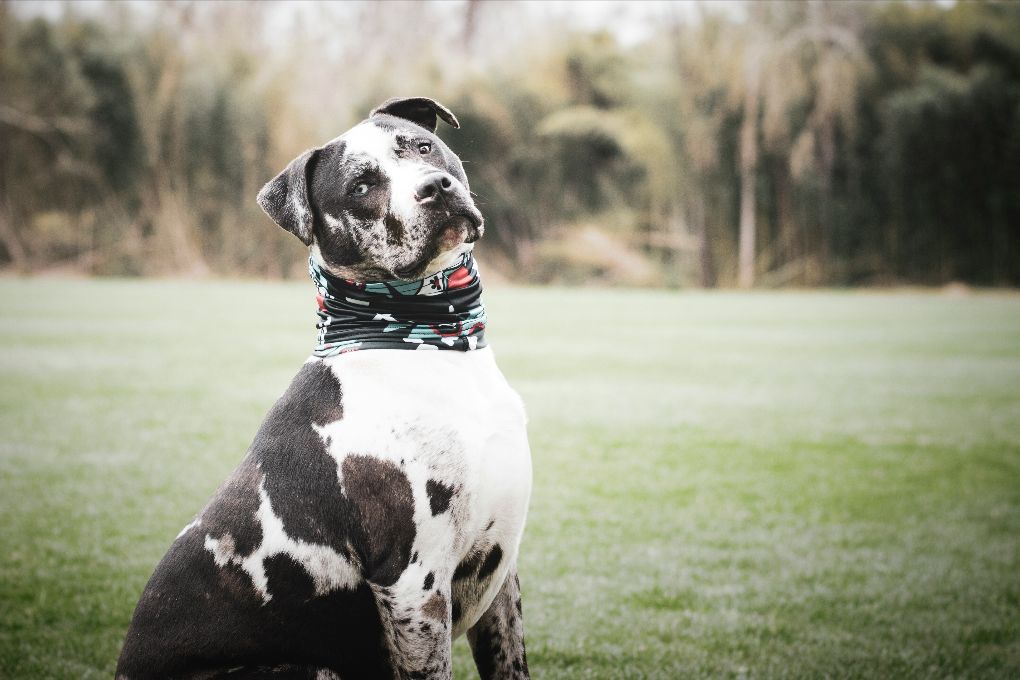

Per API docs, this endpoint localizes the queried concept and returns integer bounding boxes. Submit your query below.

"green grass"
[1,279,1019,679]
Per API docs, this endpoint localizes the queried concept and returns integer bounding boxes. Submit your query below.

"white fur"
[316,346,532,635]
[341,123,423,226]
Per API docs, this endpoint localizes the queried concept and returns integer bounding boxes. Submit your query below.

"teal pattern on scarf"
[308,253,487,356]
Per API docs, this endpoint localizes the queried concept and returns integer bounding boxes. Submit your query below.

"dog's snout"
[414,172,455,203]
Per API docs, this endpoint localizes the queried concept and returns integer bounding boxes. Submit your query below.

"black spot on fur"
[451,600,461,624]
[423,572,435,591]
[453,551,482,581]
[468,621,500,680]
[425,479,454,516]
[116,529,391,679]
[485,519,495,531]
[200,461,263,556]
[467,571,529,679]
[342,454,415,586]
[421,591,447,622]
[264,553,315,602]
[250,362,348,552]
[477,545,503,581]
[384,213,405,245]
[305,140,369,269]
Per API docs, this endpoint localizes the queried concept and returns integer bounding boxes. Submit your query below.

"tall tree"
[738,39,762,288]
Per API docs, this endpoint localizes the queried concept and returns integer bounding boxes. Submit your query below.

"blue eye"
[353,182,371,196]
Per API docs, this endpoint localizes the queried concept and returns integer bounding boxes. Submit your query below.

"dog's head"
[258,97,483,281]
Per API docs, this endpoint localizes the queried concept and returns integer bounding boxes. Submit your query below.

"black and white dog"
[116,97,532,680]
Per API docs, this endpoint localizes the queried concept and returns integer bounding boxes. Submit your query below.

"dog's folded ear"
[370,97,460,133]
[257,149,319,245]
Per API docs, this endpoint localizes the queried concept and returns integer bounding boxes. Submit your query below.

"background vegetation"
[2,0,1018,287]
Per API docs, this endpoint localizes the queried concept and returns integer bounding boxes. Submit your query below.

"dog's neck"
[308,253,487,356]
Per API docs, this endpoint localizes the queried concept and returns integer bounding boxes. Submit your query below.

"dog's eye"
[352,182,371,196]
[418,142,432,155]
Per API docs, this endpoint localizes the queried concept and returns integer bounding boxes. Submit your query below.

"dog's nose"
[414,172,455,203]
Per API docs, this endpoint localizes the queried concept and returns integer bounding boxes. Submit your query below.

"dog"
[116,97,533,680]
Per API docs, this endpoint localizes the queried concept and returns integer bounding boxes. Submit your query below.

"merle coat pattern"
[116,97,532,680]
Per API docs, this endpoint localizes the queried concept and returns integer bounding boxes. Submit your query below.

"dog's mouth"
[432,204,483,239]
[461,210,484,243]
[392,212,483,280]
[459,206,484,230]
[442,211,484,243]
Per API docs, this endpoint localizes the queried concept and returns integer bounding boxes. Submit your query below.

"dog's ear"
[257,148,319,245]
[370,97,460,133]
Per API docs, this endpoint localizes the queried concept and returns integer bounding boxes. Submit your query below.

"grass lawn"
[1,278,1018,679]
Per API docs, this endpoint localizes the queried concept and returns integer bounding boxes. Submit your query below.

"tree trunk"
[738,50,761,289]
[0,199,29,270]
[694,194,715,288]
[463,0,480,50]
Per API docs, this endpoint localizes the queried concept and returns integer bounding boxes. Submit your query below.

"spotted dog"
[116,97,533,680]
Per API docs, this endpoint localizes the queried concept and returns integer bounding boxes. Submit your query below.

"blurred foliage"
[1,0,1018,286]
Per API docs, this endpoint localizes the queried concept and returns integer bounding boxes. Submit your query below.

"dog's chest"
[315,348,531,596]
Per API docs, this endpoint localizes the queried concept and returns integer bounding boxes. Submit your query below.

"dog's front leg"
[467,568,530,680]
[372,572,453,680]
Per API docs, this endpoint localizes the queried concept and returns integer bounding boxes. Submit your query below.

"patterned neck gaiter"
[308,253,487,356]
